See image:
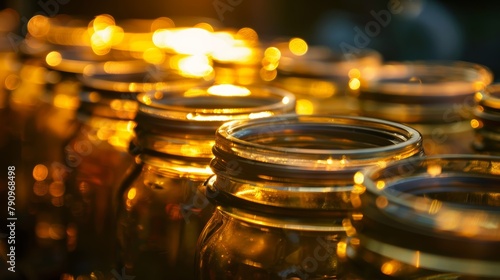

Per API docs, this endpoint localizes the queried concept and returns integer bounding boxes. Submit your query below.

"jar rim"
[135,84,296,125]
[215,114,422,168]
[356,154,500,240]
[358,60,493,98]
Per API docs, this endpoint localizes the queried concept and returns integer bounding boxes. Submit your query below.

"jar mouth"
[135,84,296,131]
[358,61,492,99]
[213,114,422,172]
[353,154,500,241]
[356,61,492,123]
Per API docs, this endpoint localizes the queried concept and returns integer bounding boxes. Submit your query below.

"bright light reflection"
[153,28,214,55]
[46,51,62,67]
[207,84,251,96]
[289,37,308,56]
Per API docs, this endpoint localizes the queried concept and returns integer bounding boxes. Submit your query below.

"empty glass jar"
[116,84,296,279]
[354,61,493,155]
[61,62,210,278]
[343,154,500,279]
[196,114,423,279]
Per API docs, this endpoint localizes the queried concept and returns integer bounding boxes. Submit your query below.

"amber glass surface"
[117,84,296,279]
[343,155,500,279]
[196,114,423,279]
[61,63,211,278]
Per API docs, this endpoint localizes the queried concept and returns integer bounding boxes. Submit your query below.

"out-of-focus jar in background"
[60,61,212,278]
[342,154,500,279]
[268,38,382,115]
[116,84,295,279]
[196,114,423,279]
[472,83,500,155]
[353,61,493,155]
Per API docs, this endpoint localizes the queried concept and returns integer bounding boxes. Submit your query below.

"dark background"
[4,0,500,79]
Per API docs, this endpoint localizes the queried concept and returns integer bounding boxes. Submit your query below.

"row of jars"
[0,11,499,280]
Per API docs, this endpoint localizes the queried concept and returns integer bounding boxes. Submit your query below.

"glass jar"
[354,61,493,155]
[343,154,500,279]
[472,84,500,154]
[269,38,382,115]
[61,63,210,278]
[117,84,296,280]
[196,114,423,279]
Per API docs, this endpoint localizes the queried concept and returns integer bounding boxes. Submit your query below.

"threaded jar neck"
[209,115,423,212]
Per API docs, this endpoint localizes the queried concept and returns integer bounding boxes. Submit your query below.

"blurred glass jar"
[196,114,423,279]
[343,155,500,279]
[61,63,210,277]
[354,61,493,155]
[472,84,500,154]
[268,38,382,115]
[117,84,295,280]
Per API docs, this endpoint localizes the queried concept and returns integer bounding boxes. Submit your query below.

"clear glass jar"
[117,84,296,280]
[343,154,500,279]
[472,84,500,154]
[354,61,493,155]
[196,114,423,279]
[269,38,382,115]
[61,63,210,278]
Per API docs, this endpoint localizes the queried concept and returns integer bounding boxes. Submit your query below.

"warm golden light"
[207,84,251,96]
[337,241,347,258]
[53,93,79,110]
[89,14,124,55]
[349,78,361,90]
[376,180,386,190]
[33,164,49,181]
[348,68,361,79]
[288,37,308,56]
[236,27,258,43]
[127,187,137,200]
[470,118,481,129]
[176,55,213,77]
[353,171,364,185]
[153,28,214,55]
[295,99,314,115]
[381,261,401,276]
[27,15,50,38]
[262,47,281,71]
[45,51,62,67]
[427,164,442,177]
[143,47,166,64]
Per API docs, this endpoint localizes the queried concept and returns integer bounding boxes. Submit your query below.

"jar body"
[117,156,214,279]
[197,190,345,279]
[195,114,424,280]
[63,115,136,276]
